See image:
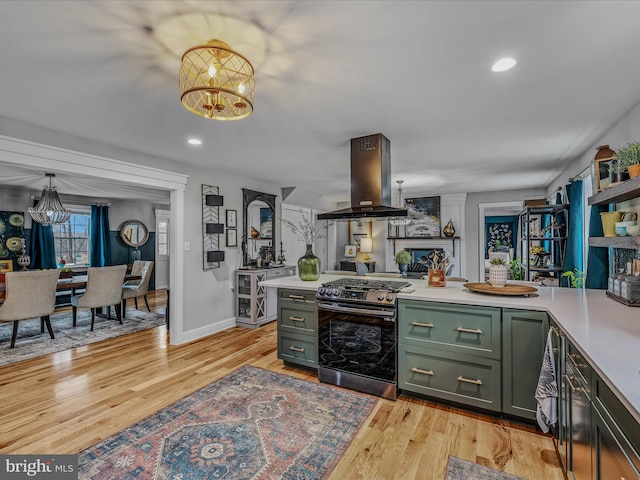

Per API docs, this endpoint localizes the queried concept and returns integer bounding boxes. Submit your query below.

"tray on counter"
[463,282,538,297]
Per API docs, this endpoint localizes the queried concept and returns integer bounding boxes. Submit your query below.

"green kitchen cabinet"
[398,300,502,412]
[276,288,318,368]
[502,308,549,419]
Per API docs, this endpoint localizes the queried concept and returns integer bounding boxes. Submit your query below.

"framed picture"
[344,244,357,258]
[404,196,441,238]
[0,260,14,273]
[226,209,237,228]
[226,229,238,247]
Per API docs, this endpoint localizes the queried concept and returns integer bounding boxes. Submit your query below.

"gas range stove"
[316,278,413,305]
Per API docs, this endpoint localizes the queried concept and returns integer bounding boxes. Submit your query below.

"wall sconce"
[359,237,373,261]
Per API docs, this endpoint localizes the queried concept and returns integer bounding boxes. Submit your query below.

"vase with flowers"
[283,211,330,281]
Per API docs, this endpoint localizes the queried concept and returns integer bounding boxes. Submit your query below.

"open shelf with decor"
[588,175,640,249]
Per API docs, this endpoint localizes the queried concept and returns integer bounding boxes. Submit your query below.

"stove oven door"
[317,302,397,397]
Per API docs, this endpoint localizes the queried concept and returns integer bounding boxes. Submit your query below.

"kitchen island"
[260,274,640,425]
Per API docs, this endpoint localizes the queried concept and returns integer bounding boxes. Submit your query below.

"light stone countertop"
[260,274,640,424]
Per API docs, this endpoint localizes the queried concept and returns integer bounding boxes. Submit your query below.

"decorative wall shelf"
[202,184,224,270]
[588,175,640,206]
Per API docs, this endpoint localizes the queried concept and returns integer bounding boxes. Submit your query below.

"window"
[52,210,90,267]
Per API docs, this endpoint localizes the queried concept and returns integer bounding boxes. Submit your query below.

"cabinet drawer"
[399,345,501,412]
[278,288,317,305]
[278,305,317,333]
[399,300,501,359]
[278,332,317,368]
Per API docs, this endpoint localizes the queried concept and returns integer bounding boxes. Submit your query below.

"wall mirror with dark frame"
[119,220,149,248]
[242,189,277,267]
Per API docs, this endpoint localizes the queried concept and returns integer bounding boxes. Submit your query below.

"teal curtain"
[90,205,112,267]
[585,204,609,289]
[29,220,56,269]
[562,181,583,286]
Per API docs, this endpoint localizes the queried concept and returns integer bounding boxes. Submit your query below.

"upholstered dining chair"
[121,260,154,318]
[0,269,60,348]
[71,265,127,331]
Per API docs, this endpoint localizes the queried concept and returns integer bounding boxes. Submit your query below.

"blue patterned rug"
[445,456,526,480]
[78,365,376,479]
[0,309,165,366]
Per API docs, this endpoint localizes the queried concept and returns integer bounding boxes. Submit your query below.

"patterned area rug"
[78,365,376,480]
[0,309,165,365]
[445,456,526,480]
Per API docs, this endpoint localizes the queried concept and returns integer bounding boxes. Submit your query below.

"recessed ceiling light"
[187,138,202,145]
[491,57,517,73]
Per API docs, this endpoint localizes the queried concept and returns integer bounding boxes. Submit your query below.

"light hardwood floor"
[0,289,565,480]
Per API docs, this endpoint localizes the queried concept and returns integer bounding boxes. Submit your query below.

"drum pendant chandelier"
[28,173,71,226]
[179,39,255,121]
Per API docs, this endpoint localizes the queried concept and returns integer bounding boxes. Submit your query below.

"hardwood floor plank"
[0,289,565,479]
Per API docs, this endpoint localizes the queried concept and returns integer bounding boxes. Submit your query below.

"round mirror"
[119,220,149,247]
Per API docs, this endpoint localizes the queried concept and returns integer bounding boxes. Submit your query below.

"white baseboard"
[172,317,236,345]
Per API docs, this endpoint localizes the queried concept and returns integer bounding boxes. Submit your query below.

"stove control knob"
[387,294,394,302]
[332,288,340,297]
[377,294,385,301]
[318,288,325,296]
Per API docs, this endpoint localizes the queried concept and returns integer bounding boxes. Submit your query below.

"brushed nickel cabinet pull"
[411,321,434,328]
[456,327,482,334]
[288,316,305,322]
[564,374,582,393]
[457,375,483,385]
[288,346,305,353]
[411,367,434,376]
[568,353,587,369]
[288,294,305,300]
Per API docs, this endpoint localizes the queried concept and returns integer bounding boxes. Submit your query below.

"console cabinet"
[235,266,296,328]
[276,288,318,368]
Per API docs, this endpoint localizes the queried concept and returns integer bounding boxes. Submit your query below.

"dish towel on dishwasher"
[535,329,558,433]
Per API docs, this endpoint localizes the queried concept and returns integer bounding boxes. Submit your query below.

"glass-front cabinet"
[235,266,296,328]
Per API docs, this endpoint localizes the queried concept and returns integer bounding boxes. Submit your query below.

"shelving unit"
[202,184,224,270]
[588,175,640,249]
[519,204,568,282]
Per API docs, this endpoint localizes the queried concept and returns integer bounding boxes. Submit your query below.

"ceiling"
[2,0,640,204]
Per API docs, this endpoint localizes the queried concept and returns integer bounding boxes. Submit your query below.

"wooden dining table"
[0,273,142,303]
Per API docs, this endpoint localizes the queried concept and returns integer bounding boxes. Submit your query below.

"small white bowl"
[615,221,637,228]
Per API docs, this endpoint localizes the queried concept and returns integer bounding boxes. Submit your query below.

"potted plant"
[616,142,640,179]
[395,250,412,278]
[488,257,508,288]
[561,269,584,288]
[608,157,629,185]
[508,258,525,281]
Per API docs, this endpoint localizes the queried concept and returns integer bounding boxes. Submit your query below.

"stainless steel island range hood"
[318,133,408,220]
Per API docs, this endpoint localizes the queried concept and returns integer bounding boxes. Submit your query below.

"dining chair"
[71,265,127,331]
[0,269,60,348]
[121,260,154,318]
